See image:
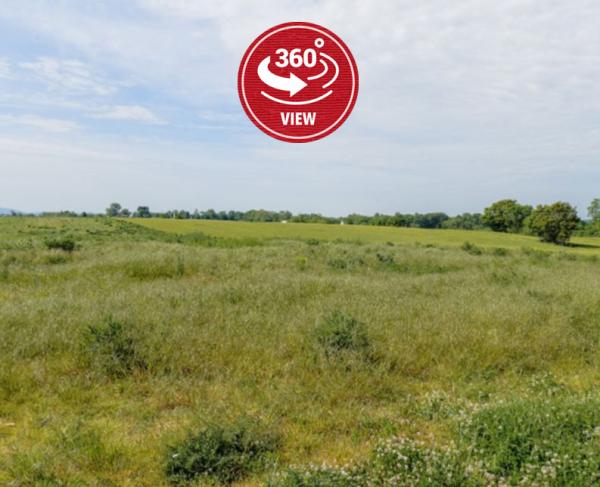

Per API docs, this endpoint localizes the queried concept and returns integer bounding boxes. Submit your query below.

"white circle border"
[240,24,357,141]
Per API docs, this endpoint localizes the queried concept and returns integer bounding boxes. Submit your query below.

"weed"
[166,418,279,485]
[314,311,371,360]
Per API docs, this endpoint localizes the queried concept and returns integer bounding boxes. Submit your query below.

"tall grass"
[1,217,600,484]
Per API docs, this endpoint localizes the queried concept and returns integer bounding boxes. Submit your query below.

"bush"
[166,419,279,485]
[527,202,579,245]
[314,311,371,359]
[44,236,76,252]
[85,318,145,377]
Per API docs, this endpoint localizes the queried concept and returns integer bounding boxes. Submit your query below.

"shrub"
[166,419,279,485]
[85,318,145,377]
[44,236,76,252]
[527,202,579,245]
[314,311,371,359]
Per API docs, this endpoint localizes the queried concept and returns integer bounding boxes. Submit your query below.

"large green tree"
[135,206,151,218]
[527,202,579,245]
[106,202,122,217]
[482,199,532,233]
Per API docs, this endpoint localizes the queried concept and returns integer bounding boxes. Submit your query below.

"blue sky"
[1,1,599,216]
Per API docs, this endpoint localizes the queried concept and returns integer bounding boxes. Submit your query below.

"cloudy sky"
[1,1,599,215]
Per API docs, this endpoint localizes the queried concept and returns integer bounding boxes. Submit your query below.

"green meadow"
[135,218,600,255]
[2,216,600,486]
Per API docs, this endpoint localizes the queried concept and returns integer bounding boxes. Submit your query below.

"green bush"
[85,318,145,377]
[44,236,76,252]
[165,419,279,485]
[527,202,579,245]
[314,311,371,359]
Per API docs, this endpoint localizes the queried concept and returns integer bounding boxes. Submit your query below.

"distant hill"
[0,207,19,215]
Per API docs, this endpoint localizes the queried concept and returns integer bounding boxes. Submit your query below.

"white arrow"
[257,56,307,97]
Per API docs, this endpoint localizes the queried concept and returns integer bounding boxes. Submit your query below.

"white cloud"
[92,105,164,124]
[0,114,80,133]
[19,57,115,96]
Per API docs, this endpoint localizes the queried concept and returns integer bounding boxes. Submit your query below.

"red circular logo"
[238,22,359,143]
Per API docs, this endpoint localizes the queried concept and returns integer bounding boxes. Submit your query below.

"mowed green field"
[3,217,600,485]
[134,218,600,255]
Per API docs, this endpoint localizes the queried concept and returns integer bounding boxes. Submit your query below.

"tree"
[412,212,449,229]
[482,199,532,233]
[442,213,484,230]
[527,202,579,245]
[106,202,122,217]
[119,208,131,217]
[136,206,151,218]
[588,198,600,223]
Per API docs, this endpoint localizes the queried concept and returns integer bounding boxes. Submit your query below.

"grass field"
[2,217,600,486]
[134,218,600,255]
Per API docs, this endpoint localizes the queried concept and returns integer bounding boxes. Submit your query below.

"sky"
[0,1,599,216]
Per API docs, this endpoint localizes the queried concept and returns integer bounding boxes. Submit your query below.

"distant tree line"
[97,198,600,243]
[9,197,600,246]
